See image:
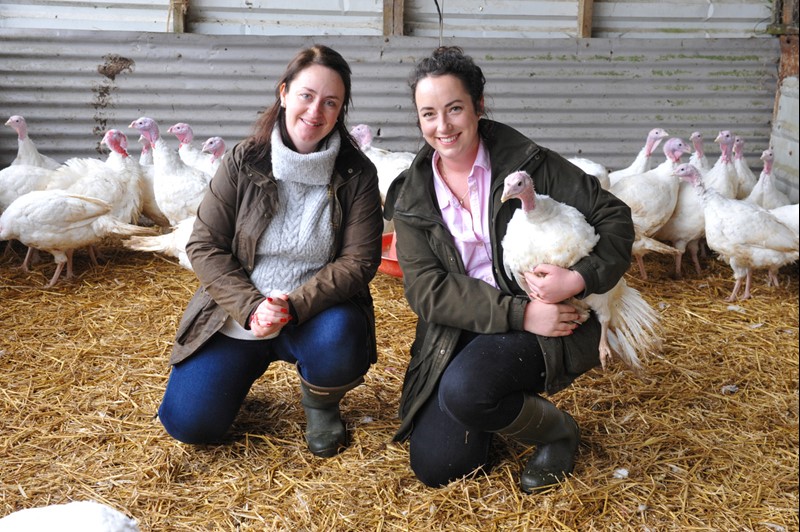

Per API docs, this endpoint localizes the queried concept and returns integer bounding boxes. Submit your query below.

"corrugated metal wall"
[0,30,783,192]
[405,0,774,39]
[0,0,776,39]
[0,30,778,167]
[0,1,170,32]
[188,0,385,36]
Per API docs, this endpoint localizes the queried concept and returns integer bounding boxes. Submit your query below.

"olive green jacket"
[170,132,384,366]
[384,119,634,441]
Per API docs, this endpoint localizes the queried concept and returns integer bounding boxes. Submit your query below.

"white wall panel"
[0,0,169,32]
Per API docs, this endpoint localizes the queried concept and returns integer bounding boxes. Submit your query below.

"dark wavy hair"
[246,44,354,162]
[408,46,486,118]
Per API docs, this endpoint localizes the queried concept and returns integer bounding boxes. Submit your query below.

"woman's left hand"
[250,292,292,338]
[523,264,585,304]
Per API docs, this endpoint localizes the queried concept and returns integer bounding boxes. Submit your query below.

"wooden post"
[383,0,405,36]
[169,0,187,33]
[577,0,594,38]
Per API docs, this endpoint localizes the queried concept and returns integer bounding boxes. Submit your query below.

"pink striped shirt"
[432,141,497,288]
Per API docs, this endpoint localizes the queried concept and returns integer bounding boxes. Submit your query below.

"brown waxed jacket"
[169,131,384,366]
[384,119,635,441]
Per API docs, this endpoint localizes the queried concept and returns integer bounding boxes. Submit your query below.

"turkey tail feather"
[589,279,662,372]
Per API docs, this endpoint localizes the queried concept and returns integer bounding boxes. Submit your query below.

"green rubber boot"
[496,393,580,493]
[298,368,363,458]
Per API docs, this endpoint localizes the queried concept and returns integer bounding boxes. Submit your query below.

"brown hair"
[408,46,486,117]
[246,44,354,161]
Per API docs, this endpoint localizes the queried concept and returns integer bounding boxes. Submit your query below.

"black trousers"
[408,330,548,487]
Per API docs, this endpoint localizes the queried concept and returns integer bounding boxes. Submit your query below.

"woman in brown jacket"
[158,45,383,458]
[384,47,635,492]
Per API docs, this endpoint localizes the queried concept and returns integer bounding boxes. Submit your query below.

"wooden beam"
[169,0,187,34]
[577,0,594,38]
[383,0,405,36]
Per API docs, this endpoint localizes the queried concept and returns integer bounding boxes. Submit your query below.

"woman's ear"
[477,96,485,116]
[279,83,287,107]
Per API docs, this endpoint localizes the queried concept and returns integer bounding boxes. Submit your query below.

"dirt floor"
[0,242,797,531]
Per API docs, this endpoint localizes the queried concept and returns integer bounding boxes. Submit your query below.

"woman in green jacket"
[384,47,635,493]
[158,45,383,458]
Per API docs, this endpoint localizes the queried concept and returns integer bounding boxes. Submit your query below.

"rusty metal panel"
[0,30,787,194]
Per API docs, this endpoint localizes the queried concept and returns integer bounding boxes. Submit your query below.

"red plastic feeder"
[378,232,402,278]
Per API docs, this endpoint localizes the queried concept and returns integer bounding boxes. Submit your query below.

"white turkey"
[129,117,210,226]
[500,170,661,372]
[567,157,610,189]
[168,122,215,181]
[200,135,226,176]
[769,203,799,236]
[673,163,799,301]
[135,135,170,227]
[732,136,758,199]
[0,190,153,287]
[0,500,139,532]
[653,163,706,278]
[123,215,195,270]
[4,115,61,170]
[688,131,711,173]
[610,137,690,279]
[0,164,54,213]
[745,148,791,210]
[349,123,414,203]
[0,164,54,265]
[607,127,669,187]
[702,130,738,199]
[47,129,143,225]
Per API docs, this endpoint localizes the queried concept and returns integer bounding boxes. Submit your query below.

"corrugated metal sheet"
[593,1,774,39]
[0,1,776,40]
[772,76,799,202]
[1,30,793,198]
[0,1,170,32]
[405,0,774,39]
[404,0,581,38]
[188,0,385,36]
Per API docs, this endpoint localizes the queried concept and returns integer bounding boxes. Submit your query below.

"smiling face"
[414,74,482,169]
[279,63,345,154]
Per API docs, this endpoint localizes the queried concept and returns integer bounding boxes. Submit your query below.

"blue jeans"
[158,302,371,444]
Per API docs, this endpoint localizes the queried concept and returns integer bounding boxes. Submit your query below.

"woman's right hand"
[249,292,291,338]
[522,298,585,337]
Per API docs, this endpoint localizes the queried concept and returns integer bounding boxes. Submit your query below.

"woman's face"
[280,64,345,154]
[414,74,482,166]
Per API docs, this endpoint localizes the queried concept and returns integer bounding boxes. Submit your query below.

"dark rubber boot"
[298,368,363,458]
[495,393,581,493]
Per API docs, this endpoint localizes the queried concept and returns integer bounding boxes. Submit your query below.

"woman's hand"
[249,291,291,338]
[522,298,586,337]
[523,264,585,304]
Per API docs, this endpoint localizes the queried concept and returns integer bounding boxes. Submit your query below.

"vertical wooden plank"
[383,0,405,36]
[577,0,593,37]
[169,0,187,33]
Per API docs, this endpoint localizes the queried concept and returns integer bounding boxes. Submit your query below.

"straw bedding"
[1,242,797,531]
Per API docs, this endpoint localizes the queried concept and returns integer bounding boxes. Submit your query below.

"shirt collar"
[433,139,491,210]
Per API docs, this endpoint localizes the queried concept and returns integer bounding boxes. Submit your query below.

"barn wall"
[0,0,775,40]
[2,30,791,197]
[404,0,774,39]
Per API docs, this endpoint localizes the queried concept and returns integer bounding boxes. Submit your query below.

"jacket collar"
[389,119,542,222]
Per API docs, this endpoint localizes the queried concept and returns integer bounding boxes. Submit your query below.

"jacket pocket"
[174,288,216,346]
[562,312,601,375]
